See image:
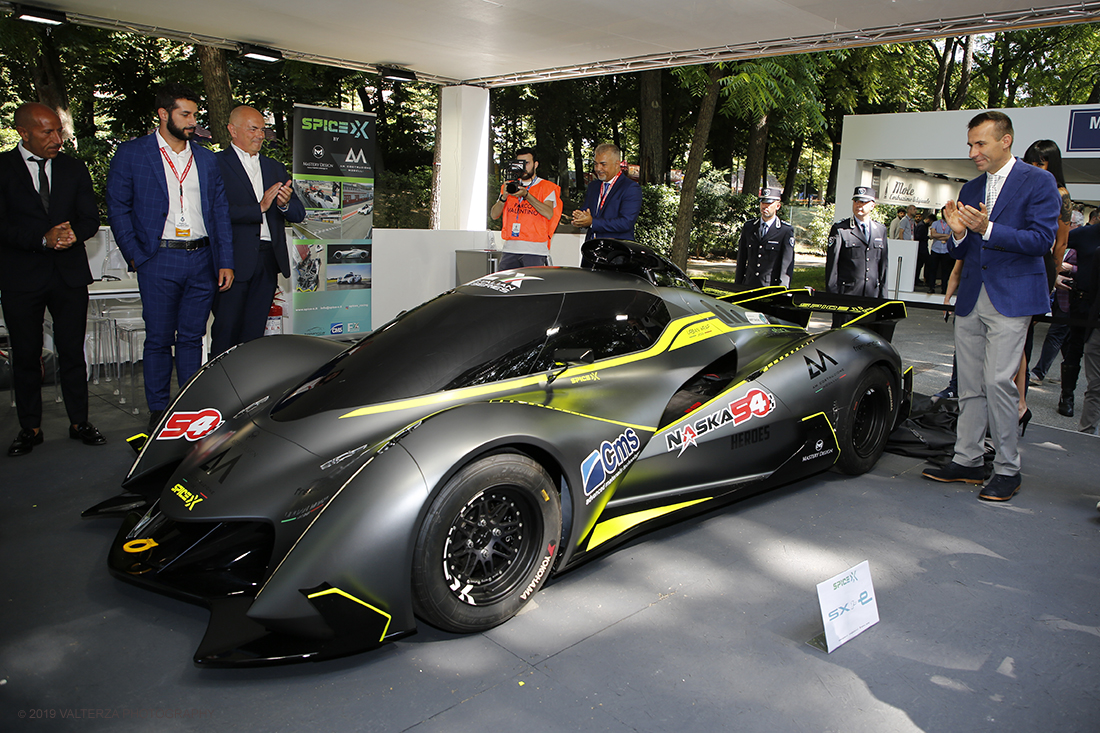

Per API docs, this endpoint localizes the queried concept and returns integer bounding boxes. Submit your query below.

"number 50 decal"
[157,408,223,441]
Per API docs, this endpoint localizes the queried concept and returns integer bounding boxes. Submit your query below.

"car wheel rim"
[851,384,889,459]
[442,487,540,606]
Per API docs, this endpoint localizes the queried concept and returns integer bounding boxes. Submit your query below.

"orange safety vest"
[501,178,564,247]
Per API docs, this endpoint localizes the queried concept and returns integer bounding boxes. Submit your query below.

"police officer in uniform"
[826,186,890,328]
[826,186,889,298]
[735,186,796,288]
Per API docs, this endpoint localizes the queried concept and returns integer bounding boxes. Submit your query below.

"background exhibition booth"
[833,104,1100,300]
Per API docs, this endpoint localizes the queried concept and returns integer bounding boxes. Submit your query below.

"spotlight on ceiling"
[239,43,283,63]
[378,66,418,83]
[12,3,66,25]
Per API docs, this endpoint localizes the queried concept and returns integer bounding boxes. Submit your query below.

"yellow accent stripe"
[338,312,715,420]
[491,399,655,432]
[838,300,908,327]
[306,587,393,641]
[801,411,839,443]
[588,497,712,551]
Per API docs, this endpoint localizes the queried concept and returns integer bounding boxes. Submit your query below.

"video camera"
[501,159,528,194]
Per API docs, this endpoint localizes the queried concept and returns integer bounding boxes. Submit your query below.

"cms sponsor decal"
[581,429,641,504]
[467,271,543,293]
[170,483,206,511]
[330,322,345,335]
[666,388,775,456]
[157,409,223,441]
[520,542,557,600]
[300,117,371,138]
[802,438,836,462]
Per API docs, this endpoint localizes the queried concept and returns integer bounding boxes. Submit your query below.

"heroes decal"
[666,388,775,456]
[581,428,642,504]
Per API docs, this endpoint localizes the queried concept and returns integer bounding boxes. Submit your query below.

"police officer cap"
[759,187,782,202]
[852,186,877,202]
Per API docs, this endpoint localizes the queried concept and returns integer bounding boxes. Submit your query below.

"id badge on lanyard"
[161,146,194,238]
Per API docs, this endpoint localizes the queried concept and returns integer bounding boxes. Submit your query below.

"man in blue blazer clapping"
[921,111,1060,502]
[571,144,642,242]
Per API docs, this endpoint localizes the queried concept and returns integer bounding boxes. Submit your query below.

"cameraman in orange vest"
[490,147,563,269]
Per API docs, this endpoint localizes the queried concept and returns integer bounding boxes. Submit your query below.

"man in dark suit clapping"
[0,103,106,456]
[210,106,305,356]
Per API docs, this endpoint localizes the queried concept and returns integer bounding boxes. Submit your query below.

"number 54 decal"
[157,408,223,441]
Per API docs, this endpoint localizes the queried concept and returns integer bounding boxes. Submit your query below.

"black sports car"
[89,240,911,667]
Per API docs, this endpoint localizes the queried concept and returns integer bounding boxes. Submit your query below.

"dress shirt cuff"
[982,221,993,240]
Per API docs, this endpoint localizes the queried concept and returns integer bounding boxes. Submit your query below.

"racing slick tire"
[412,453,562,633]
[834,366,897,476]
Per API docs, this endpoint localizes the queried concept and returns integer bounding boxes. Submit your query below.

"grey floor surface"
[1,305,1097,733]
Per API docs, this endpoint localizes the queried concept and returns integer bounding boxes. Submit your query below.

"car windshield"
[271,288,671,419]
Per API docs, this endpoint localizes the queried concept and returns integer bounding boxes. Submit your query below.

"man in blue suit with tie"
[210,106,305,357]
[571,144,642,241]
[106,84,234,430]
[921,111,1060,501]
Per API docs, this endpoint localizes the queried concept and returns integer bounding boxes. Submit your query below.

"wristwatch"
[42,236,49,251]
[498,195,507,203]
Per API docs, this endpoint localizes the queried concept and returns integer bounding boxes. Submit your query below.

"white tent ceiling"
[10,1,1100,186]
[12,1,1100,86]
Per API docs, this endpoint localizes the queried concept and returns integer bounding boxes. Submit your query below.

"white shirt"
[17,141,51,194]
[231,142,271,241]
[982,156,1016,239]
[156,130,206,240]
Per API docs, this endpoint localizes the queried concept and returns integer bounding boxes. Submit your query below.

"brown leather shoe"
[69,422,107,446]
[8,428,44,457]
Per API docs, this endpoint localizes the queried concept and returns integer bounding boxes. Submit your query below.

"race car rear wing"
[700,282,906,341]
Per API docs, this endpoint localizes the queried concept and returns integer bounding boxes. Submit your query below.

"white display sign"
[815,560,879,652]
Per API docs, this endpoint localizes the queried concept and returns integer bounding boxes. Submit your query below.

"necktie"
[598,181,611,211]
[862,223,869,241]
[986,173,1003,214]
[760,222,768,239]
[31,157,49,213]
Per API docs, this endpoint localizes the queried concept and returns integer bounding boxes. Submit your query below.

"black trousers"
[210,246,280,358]
[1,273,89,429]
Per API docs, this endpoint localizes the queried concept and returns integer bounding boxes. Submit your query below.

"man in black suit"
[735,187,796,288]
[0,103,106,456]
[210,106,305,356]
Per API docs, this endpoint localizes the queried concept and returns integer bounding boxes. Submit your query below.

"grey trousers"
[953,285,1031,476]
[1080,329,1100,435]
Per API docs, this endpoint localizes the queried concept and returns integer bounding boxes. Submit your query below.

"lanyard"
[159,145,194,212]
[598,175,617,211]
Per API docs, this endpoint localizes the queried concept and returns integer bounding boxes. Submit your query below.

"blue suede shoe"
[978,474,1021,502]
[921,461,984,484]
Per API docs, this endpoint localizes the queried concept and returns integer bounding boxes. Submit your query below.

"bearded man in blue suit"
[922,111,1060,502]
[106,84,234,430]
